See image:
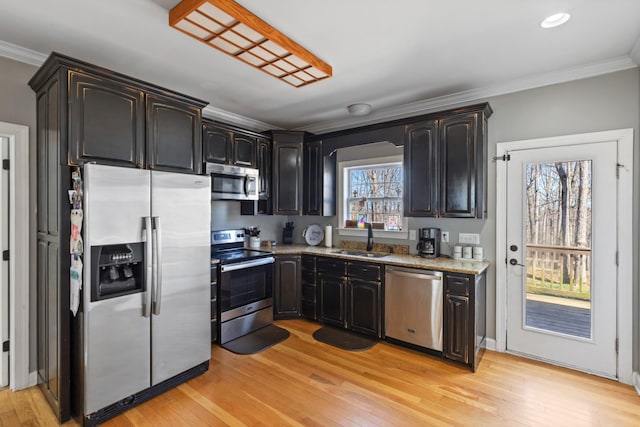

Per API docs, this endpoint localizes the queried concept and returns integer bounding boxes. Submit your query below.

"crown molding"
[0,40,47,66]
[202,105,278,132]
[301,55,638,134]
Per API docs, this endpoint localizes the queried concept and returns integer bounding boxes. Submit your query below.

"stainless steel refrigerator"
[79,163,211,420]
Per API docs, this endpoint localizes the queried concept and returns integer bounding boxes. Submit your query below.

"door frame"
[0,122,30,390]
[495,128,633,385]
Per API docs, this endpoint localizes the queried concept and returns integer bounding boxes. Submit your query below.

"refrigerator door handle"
[152,216,163,315]
[144,217,153,318]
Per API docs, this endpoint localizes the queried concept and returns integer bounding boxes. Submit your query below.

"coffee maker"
[416,228,441,258]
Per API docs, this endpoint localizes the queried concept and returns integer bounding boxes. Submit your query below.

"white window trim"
[337,155,408,240]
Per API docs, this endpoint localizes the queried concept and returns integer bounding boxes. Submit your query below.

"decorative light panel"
[169,0,332,87]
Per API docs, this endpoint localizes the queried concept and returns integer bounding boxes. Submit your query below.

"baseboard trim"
[633,371,640,396]
[28,371,37,387]
[485,338,497,352]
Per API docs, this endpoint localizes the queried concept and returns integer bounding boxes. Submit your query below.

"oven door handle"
[220,257,275,273]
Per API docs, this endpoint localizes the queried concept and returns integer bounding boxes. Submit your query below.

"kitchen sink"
[331,250,389,258]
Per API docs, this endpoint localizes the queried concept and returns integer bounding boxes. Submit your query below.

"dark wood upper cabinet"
[203,120,257,168]
[404,120,438,217]
[233,134,256,167]
[256,136,271,199]
[203,122,232,165]
[440,113,477,218]
[272,131,304,215]
[303,140,322,215]
[146,94,202,174]
[69,71,145,168]
[303,139,336,216]
[403,104,491,218]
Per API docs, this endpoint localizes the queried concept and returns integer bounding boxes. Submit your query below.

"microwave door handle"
[144,217,153,318]
[244,175,250,197]
[152,216,163,315]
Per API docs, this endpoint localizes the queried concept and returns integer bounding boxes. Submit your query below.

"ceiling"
[1,0,639,134]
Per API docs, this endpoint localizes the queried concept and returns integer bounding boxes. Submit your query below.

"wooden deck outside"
[525,297,591,338]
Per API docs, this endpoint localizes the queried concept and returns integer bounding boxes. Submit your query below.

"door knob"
[509,258,525,267]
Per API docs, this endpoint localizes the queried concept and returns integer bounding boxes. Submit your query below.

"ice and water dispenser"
[90,243,145,301]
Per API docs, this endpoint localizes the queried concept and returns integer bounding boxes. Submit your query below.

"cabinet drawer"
[317,258,346,275]
[347,262,382,282]
[302,283,316,301]
[302,256,316,271]
[446,274,470,296]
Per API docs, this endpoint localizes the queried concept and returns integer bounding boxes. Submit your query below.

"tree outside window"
[345,162,403,230]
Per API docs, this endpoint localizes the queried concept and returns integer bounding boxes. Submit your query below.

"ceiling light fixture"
[540,12,571,28]
[347,103,372,116]
[169,0,332,88]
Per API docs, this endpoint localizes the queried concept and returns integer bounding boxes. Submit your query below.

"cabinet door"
[348,279,381,337]
[274,255,301,319]
[233,134,256,167]
[319,274,346,327]
[444,293,470,363]
[69,71,145,168]
[272,136,303,215]
[256,137,271,199]
[404,120,438,217]
[203,122,232,165]
[147,94,202,174]
[439,113,478,218]
[303,140,323,215]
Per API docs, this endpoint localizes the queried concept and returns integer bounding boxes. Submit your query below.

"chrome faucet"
[366,222,374,251]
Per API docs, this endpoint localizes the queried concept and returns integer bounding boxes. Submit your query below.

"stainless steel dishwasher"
[385,266,443,351]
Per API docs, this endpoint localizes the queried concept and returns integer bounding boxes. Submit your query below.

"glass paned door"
[506,141,617,378]
[524,161,592,339]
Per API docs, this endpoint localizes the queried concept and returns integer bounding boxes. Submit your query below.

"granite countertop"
[266,244,490,275]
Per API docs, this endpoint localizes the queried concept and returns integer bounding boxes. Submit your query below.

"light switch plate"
[459,233,480,245]
[409,229,416,240]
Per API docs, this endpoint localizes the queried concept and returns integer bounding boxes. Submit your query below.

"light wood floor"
[2,319,639,426]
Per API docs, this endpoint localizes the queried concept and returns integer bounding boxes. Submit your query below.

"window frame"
[337,155,408,239]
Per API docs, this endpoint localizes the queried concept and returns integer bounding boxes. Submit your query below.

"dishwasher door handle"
[386,268,442,282]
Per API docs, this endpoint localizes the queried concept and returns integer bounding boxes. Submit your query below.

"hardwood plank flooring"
[1,319,639,426]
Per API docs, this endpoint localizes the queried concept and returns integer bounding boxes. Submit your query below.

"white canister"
[462,246,472,259]
[249,236,261,249]
[473,246,484,259]
[453,245,463,257]
[324,225,332,247]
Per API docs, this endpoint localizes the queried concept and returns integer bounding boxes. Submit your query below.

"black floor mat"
[312,326,377,351]
[221,324,290,355]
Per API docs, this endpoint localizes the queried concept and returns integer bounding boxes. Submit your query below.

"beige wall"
[0,56,38,371]
[0,52,638,375]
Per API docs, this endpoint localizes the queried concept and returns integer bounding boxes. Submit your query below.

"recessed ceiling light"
[540,12,571,28]
[347,103,372,116]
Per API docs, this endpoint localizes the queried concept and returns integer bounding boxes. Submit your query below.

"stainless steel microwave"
[206,163,259,201]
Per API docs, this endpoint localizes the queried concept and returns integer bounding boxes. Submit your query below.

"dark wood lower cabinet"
[274,255,302,319]
[443,271,486,371]
[316,258,382,338]
[318,273,347,327]
[348,279,381,337]
[301,256,317,320]
[445,294,469,363]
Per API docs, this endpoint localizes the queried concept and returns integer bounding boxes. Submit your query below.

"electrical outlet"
[409,229,417,240]
[441,231,449,243]
[459,233,480,245]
